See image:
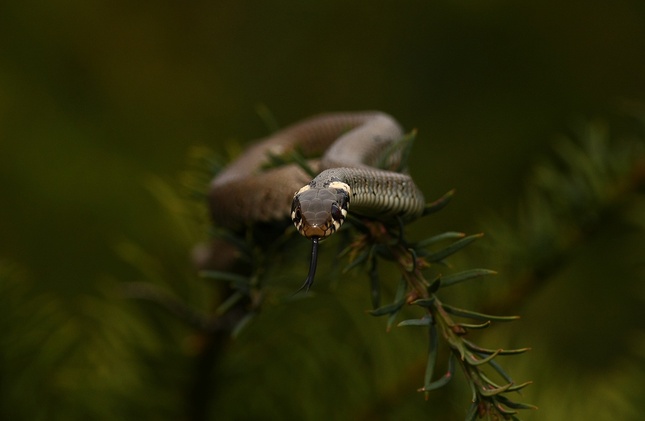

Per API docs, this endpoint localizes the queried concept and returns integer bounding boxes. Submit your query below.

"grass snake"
[209,111,426,290]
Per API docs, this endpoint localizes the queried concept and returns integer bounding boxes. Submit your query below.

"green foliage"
[123,112,644,420]
[478,112,645,420]
[3,1,645,419]
[483,112,645,312]
[340,214,535,419]
[145,129,535,419]
[4,112,645,420]
[0,262,183,420]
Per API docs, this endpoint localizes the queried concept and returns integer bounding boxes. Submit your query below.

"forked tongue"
[296,237,319,293]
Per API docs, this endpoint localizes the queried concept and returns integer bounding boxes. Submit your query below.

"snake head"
[291,181,351,239]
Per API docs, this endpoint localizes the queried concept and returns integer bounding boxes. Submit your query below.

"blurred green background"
[2,1,645,420]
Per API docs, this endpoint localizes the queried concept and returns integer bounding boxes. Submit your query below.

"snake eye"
[292,206,302,223]
[330,203,343,222]
[291,197,302,223]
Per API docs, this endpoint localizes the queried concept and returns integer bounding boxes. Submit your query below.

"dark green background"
[2,1,644,420]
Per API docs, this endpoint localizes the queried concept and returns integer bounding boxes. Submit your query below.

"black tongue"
[295,237,319,293]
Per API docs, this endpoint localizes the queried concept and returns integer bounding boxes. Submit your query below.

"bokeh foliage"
[2,1,645,420]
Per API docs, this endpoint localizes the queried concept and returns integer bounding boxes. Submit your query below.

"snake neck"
[291,165,426,240]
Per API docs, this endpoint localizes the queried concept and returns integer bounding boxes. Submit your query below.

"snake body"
[209,111,425,290]
[209,111,426,235]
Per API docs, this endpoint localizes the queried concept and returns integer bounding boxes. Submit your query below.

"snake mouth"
[292,211,335,238]
[302,224,329,238]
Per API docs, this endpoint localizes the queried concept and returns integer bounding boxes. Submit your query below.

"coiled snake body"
[209,111,426,290]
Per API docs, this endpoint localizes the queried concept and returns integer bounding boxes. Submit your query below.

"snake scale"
[209,111,426,290]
